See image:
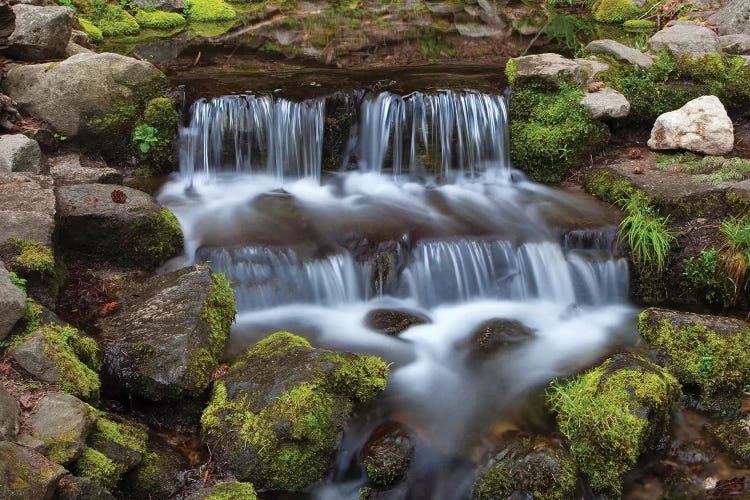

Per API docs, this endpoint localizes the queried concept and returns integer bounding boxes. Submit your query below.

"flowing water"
[159,89,638,498]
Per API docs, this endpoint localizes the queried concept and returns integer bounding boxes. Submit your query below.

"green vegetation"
[128,208,184,269]
[132,97,179,174]
[184,0,236,22]
[544,13,594,55]
[623,19,657,31]
[706,418,750,466]
[79,18,104,42]
[5,239,55,276]
[618,193,675,273]
[88,416,148,456]
[674,53,750,106]
[657,154,750,184]
[591,0,645,23]
[74,447,125,490]
[684,249,736,308]
[134,10,187,29]
[202,481,258,499]
[720,216,750,291]
[7,272,42,335]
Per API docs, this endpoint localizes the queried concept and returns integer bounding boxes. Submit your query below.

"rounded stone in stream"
[364,308,431,336]
[363,421,416,489]
[461,319,534,359]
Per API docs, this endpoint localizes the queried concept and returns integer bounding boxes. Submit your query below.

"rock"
[424,1,463,14]
[455,23,505,38]
[10,325,101,401]
[509,53,609,86]
[0,134,45,173]
[132,0,183,12]
[585,39,654,68]
[70,29,89,46]
[54,475,117,500]
[460,318,534,359]
[720,34,750,54]
[95,265,235,401]
[120,438,186,499]
[364,308,430,336]
[64,41,91,57]
[705,417,750,466]
[580,87,631,119]
[2,52,164,139]
[473,431,577,500]
[56,184,182,268]
[49,153,122,186]
[201,332,389,489]
[0,441,66,499]
[7,5,73,61]
[0,173,56,245]
[639,307,750,411]
[16,433,47,452]
[648,96,734,155]
[0,384,19,440]
[363,421,415,489]
[647,24,722,58]
[30,392,97,465]
[0,262,26,340]
[708,0,750,36]
[547,352,680,496]
[185,482,258,499]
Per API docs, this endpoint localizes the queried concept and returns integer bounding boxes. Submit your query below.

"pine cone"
[111,189,127,204]
[627,148,642,159]
[587,81,605,93]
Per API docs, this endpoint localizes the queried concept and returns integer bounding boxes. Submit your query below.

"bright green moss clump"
[547,353,680,496]
[96,9,140,37]
[74,447,125,490]
[134,97,180,174]
[623,19,656,31]
[184,0,236,22]
[201,273,237,358]
[89,417,148,456]
[43,430,84,465]
[79,18,104,43]
[134,10,187,29]
[592,0,645,23]
[128,208,184,269]
[202,481,258,499]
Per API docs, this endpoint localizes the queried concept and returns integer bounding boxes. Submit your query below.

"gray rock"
[460,318,534,359]
[648,95,734,155]
[0,384,19,440]
[9,0,55,5]
[132,0,183,12]
[456,23,505,38]
[54,475,117,500]
[510,53,608,86]
[7,5,74,61]
[49,153,122,186]
[720,34,750,54]
[580,87,631,119]
[364,308,430,336]
[11,330,60,383]
[64,41,92,57]
[16,433,46,453]
[0,173,56,245]
[2,52,164,138]
[0,441,66,499]
[30,392,97,465]
[0,134,45,173]
[647,23,722,58]
[708,0,750,36]
[585,39,654,68]
[70,29,90,46]
[0,262,26,340]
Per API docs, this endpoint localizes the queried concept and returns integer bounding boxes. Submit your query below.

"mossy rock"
[0,441,66,499]
[96,265,235,401]
[363,421,415,489]
[547,352,681,496]
[94,10,140,37]
[133,97,179,174]
[134,10,186,30]
[592,0,647,23]
[72,447,126,491]
[705,417,750,467]
[184,0,236,22]
[472,431,577,500]
[78,18,103,43]
[120,438,186,499]
[639,307,750,412]
[201,332,389,490]
[30,392,98,466]
[54,474,117,499]
[185,481,258,499]
[83,415,148,483]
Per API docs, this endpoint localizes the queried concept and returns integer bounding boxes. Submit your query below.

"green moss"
[96,9,140,37]
[204,481,258,499]
[187,347,215,393]
[43,430,80,465]
[89,417,148,455]
[128,208,184,269]
[247,330,313,358]
[473,464,515,499]
[623,19,656,31]
[328,353,389,403]
[585,169,641,205]
[74,447,125,490]
[133,97,179,173]
[675,53,750,107]
[201,272,236,358]
[184,0,236,22]
[5,239,55,276]
[592,0,645,23]
[505,59,518,86]
[134,10,186,29]
[684,248,737,308]
[705,418,750,466]
[184,20,234,37]
[79,17,104,42]
[547,354,680,496]
[639,310,750,408]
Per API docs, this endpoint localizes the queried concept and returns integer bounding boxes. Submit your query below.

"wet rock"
[0,384,20,440]
[720,34,750,54]
[363,421,415,489]
[0,173,56,245]
[580,87,631,119]
[364,308,430,336]
[30,392,97,466]
[648,96,734,155]
[0,134,45,173]
[201,332,389,490]
[509,53,608,86]
[54,474,116,500]
[706,417,750,466]
[7,5,73,61]
[0,440,66,499]
[547,352,681,496]
[473,431,577,500]
[185,481,258,499]
[647,24,722,58]
[708,0,750,36]
[2,52,164,139]
[49,153,122,186]
[585,39,654,68]
[56,184,182,268]
[132,0,183,11]
[461,318,534,359]
[120,438,186,499]
[96,265,235,401]
[0,262,26,340]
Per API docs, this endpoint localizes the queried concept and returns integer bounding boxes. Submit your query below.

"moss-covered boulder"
[54,474,117,500]
[363,421,415,489]
[547,352,681,496]
[0,441,66,499]
[29,392,98,466]
[185,481,258,499]
[592,0,648,23]
[639,308,750,411]
[120,438,186,499]
[706,417,750,467]
[96,265,235,401]
[472,431,577,500]
[201,332,389,490]
[56,184,183,269]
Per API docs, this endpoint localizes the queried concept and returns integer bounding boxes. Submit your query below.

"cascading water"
[160,88,636,499]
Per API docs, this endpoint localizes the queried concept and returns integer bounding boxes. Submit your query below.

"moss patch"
[201,272,236,358]
[133,97,179,174]
[2,238,55,276]
[43,430,82,465]
[89,417,148,456]
[73,446,125,490]
[184,0,237,22]
[134,10,186,30]
[95,10,140,37]
[128,208,184,269]
[203,481,258,499]
[79,17,104,43]
[705,418,750,466]
[592,0,645,23]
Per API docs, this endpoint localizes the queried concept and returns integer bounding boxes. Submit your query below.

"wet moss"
[203,481,258,499]
[134,96,180,174]
[592,0,645,23]
[184,0,237,22]
[74,446,124,490]
[134,10,186,30]
[473,465,515,499]
[79,18,103,43]
[128,208,184,269]
[89,417,148,456]
[201,272,236,358]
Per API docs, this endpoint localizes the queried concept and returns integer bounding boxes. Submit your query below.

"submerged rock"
[364,308,430,336]
[96,266,235,401]
[647,23,723,58]
[460,318,534,359]
[585,39,654,68]
[201,332,389,490]
[363,421,416,489]
[648,96,734,155]
[0,440,66,499]
[0,262,26,340]
[30,392,97,466]
[0,173,56,245]
[185,481,258,499]
[547,352,681,496]
[0,134,45,174]
[7,5,73,61]
[0,384,19,441]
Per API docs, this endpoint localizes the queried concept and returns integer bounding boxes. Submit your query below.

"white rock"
[580,87,631,119]
[511,53,608,86]
[648,96,734,155]
[0,134,44,173]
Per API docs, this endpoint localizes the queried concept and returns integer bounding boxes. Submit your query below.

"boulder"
[509,53,608,86]
[132,0,183,12]
[0,134,45,173]
[0,441,66,499]
[364,308,430,336]
[720,34,750,54]
[708,0,750,36]
[70,29,89,46]
[0,384,19,440]
[120,438,186,498]
[64,41,91,57]
[648,96,734,155]
[2,52,164,138]
[647,24,722,58]
[0,262,26,340]
[56,184,182,268]
[30,392,97,465]
[460,318,534,359]
[363,421,415,489]
[201,332,389,489]
[185,482,258,499]
[7,5,73,61]
[0,173,56,245]
[49,153,122,186]
[54,475,117,500]
[580,87,631,119]
[705,418,750,466]
[95,265,235,401]
[473,431,577,500]
[585,39,654,68]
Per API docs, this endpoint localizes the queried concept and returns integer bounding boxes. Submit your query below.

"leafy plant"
[720,216,750,293]
[684,248,736,308]
[544,13,593,55]
[133,125,158,153]
[617,194,675,273]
